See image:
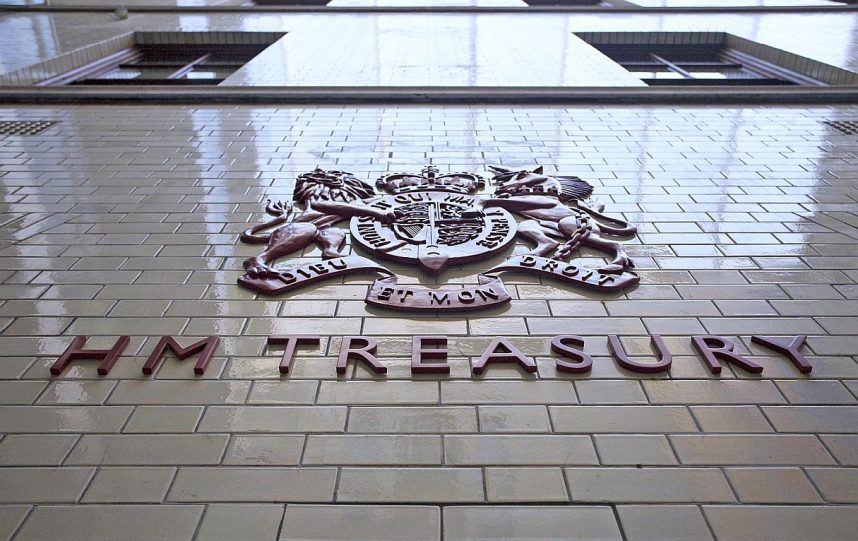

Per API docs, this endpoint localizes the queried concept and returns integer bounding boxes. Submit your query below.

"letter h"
[51,335,130,376]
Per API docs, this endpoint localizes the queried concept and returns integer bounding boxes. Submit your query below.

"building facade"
[0,1,857,539]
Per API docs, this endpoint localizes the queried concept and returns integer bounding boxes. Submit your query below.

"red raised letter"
[692,335,763,375]
[551,335,592,374]
[267,335,321,374]
[608,335,672,374]
[751,335,812,374]
[473,337,536,375]
[412,336,450,374]
[51,335,130,376]
[338,336,387,375]
[142,336,220,376]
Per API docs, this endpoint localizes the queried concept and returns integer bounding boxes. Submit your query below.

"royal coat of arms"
[239,165,638,311]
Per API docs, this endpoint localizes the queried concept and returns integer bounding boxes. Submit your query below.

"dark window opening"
[39,44,271,86]
[591,44,824,87]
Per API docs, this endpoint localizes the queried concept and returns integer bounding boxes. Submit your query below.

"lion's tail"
[240,199,294,244]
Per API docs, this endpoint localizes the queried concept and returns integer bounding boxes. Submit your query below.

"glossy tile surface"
[1,99,858,538]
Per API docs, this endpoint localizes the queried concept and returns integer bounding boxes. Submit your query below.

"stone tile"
[550,406,698,433]
[0,506,30,541]
[670,435,835,465]
[703,505,858,541]
[478,405,551,433]
[763,406,858,432]
[304,435,440,465]
[442,381,576,404]
[617,505,714,541]
[726,468,822,503]
[36,380,116,405]
[16,505,203,541]
[575,380,648,404]
[443,506,621,541]
[317,381,438,405]
[223,435,304,465]
[644,381,786,404]
[0,467,93,503]
[820,435,858,465]
[347,406,477,433]
[280,505,439,541]
[108,380,250,405]
[0,381,46,404]
[198,504,284,541]
[565,467,735,503]
[806,468,858,503]
[445,435,597,465]
[124,406,203,433]
[337,468,484,503]
[594,435,677,465]
[0,406,132,433]
[82,467,176,503]
[485,467,568,502]
[198,406,347,433]
[66,434,228,465]
[169,467,337,502]
[691,406,773,433]
[248,380,319,405]
[0,434,78,465]
[775,380,855,404]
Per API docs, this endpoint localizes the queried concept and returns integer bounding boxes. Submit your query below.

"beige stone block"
[617,505,714,541]
[0,434,78,465]
[671,434,835,465]
[36,380,116,405]
[820,435,858,465]
[442,381,576,404]
[361,318,467,334]
[223,435,304,465]
[806,468,858,503]
[82,467,176,503]
[446,435,597,465]
[317,381,438,405]
[197,504,284,541]
[303,435,441,465]
[248,380,319,405]
[550,406,698,433]
[691,406,773,433]
[575,380,648,404]
[108,380,250,405]
[0,381,46,404]
[485,467,568,502]
[66,434,228,465]
[478,405,551,433]
[775,380,855,404]
[0,406,132,433]
[0,467,93,503]
[762,406,858,433]
[565,467,735,503]
[337,468,484,503]
[280,505,440,541]
[726,468,822,503]
[703,505,858,541]
[443,506,621,540]
[15,505,203,541]
[594,435,677,465]
[169,467,336,502]
[198,406,347,433]
[124,406,203,433]
[347,406,477,433]
[644,380,786,404]
[0,506,30,540]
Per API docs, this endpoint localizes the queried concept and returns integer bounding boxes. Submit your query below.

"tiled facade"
[1,3,858,541]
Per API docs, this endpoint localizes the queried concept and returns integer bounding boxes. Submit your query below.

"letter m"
[142,336,220,376]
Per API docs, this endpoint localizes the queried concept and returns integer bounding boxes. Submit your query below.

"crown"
[376,166,485,195]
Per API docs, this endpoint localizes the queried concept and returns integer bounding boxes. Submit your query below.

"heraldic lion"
[241,168,399,279]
